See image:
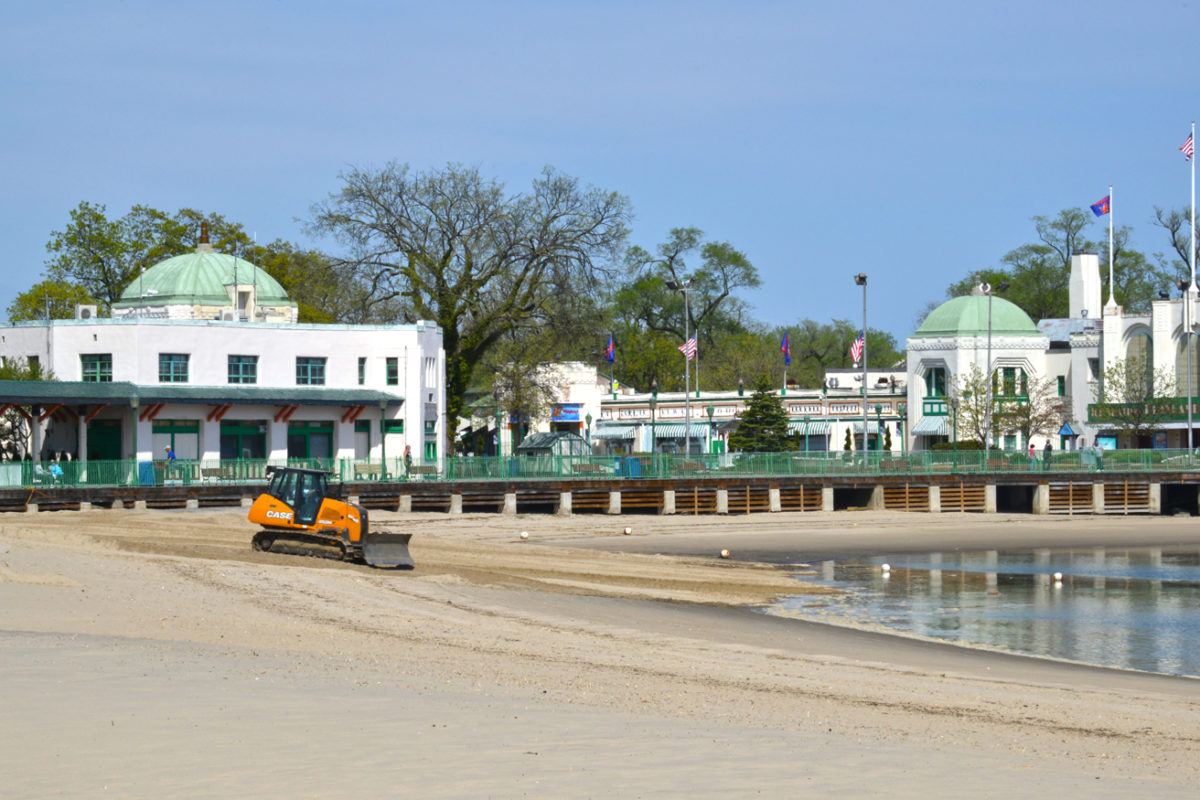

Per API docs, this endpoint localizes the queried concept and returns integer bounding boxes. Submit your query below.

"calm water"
[764,547,1200,677]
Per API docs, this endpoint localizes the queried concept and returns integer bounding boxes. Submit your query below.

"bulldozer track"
[252,531,348,562]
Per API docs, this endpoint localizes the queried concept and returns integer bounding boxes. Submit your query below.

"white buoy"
[719,549,730,559]
[1053,571,1063,582]
[881,563,891,573]
[520,531,529,540]
[623,526,632,535]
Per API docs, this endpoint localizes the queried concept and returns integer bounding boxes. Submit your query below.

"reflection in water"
[766,547,1200,677]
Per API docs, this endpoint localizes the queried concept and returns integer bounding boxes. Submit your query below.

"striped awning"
[592,425,635,440]
[911,416,951,436]
[788,420,832,435]
[653,423,708,438]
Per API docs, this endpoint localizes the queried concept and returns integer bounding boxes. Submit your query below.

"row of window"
[923,367,1066,397]
[81,354,403,386]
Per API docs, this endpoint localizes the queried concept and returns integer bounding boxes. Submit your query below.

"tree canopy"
[727,376,795,452]
[309,162,633,444]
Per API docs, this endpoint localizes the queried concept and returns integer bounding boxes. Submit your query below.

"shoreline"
[2,509,1199,796]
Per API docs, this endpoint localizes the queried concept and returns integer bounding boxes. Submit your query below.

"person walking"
[1042,440,1053,471]
[1028,442,1037,471]
[1092,439,1103,471]
[403,445,413,478]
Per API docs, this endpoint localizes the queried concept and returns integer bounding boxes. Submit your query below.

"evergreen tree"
[728,376,794,452]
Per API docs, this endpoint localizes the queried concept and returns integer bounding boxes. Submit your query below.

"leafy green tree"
[728,376,794,452]
[310,163,631,449]
[42,202,253,310]
[7,279,96,322]
[994,374,1070,444]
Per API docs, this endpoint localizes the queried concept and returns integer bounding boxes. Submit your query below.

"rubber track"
[252,531,348,562]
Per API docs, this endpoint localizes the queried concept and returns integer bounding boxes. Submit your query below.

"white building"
[0,232,445,471]
[906,251,1199,452]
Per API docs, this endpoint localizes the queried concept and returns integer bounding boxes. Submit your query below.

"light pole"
[898,402,907,454]
[803,414,811,455]
[494,410,503,458]
[854,274,868,460]
[585,412,592,450]
[706,403,715,455]
[1178,279,1193,454]
[666,279,694,454]
[649,379,658,457]
[875,404,883,452]
[984,281,1009,468]
[949,395,960,473]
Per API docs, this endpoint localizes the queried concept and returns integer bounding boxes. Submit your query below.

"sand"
[1,508,1198,798]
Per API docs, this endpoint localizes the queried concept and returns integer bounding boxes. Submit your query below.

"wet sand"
[1,509,1198,798]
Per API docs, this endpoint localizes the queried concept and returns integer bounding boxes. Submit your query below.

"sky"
[2,1,1198,342]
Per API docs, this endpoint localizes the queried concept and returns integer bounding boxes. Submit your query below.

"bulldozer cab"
[265,467,329,526]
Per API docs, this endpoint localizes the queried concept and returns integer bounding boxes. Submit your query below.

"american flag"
[1182,133,1194,162]
[678,336,697,361]
[850,333,865,364]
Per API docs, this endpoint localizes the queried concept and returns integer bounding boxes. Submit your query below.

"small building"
[513,431,590,457]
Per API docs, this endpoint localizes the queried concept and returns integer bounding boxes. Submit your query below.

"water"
[764,547,1200,677]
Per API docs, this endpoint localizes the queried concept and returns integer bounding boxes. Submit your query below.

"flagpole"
[1107,183,1115,308]
[1190,122,1196,451]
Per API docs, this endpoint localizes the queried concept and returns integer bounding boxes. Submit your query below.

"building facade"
[0,235,445,470]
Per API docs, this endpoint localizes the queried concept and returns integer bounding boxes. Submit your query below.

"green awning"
[653,423,708,438]
[592,425,635,440]
[788,420,831,435]
[912,416,951,436]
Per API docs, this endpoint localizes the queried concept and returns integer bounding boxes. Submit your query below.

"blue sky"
[2,1,1197,341]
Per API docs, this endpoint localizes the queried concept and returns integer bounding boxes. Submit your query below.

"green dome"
[112,247,295,308]
[913,294,1039,338]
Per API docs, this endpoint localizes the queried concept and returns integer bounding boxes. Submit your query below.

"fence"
[6,448,1195,490]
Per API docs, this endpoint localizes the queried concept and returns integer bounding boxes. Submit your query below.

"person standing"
[1027,442,1037,471]
[1092,439,1103,471]
[1043,440,1053,471]
[403,445,413,477]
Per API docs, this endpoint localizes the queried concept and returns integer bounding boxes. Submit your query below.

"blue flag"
[603,335,615,363]
[781,332,791,366]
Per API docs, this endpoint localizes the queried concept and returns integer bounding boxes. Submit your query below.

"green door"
[87,419,122,461]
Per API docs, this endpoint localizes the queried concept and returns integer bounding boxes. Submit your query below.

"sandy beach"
[1,508,1198,798]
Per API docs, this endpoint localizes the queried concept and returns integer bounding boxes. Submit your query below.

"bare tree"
[310,163,631,448]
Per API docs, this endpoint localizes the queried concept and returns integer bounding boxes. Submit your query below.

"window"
[358,357,366,386]
[924,367,946,397]
[81,353,112,382]
[228,355,258,384]
[1057,376,1066,396]
[159,353,189,383]
[296,357,326,386]
[386,357,399,386]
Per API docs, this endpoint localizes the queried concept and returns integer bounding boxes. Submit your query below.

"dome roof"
[912,294,1040,338]
[112,245,295,308]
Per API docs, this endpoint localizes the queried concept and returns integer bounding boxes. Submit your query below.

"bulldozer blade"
[362,532,414,569]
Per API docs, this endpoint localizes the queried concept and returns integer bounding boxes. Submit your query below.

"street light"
[985,281,1010,468]
[649,379,658,456]
[1177,278,1193,453]
[875,403,883,452]
[706,403,715,455]
[666,279,694,453]
[898,402,907,454]
[949,395,960,472]
[803,414,810,455]
[585,412,592,450]
[854,273,868,461]
[494,410,503,458]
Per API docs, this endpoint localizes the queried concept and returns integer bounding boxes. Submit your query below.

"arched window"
[1175,330,1200,397]
[1126,331,1154,398]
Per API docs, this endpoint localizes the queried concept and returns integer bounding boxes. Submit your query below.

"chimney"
[1070,253,1100,320]
[197,221,213,252]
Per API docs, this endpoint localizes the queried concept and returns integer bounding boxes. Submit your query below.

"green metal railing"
[5,448,1195,490]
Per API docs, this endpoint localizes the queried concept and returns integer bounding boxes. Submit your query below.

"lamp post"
[949,396,959,473]
[898,402,907,454]
[803,414,810,455]
[666,279,694,453]
[585,412,592,450]
[875,403,883,452]
[494,410,503,458]
[854,274,868,460]
[649,379,658,456]
[706,403,715,455]
[984,281,1009,468]
[1177,278,1193,454]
